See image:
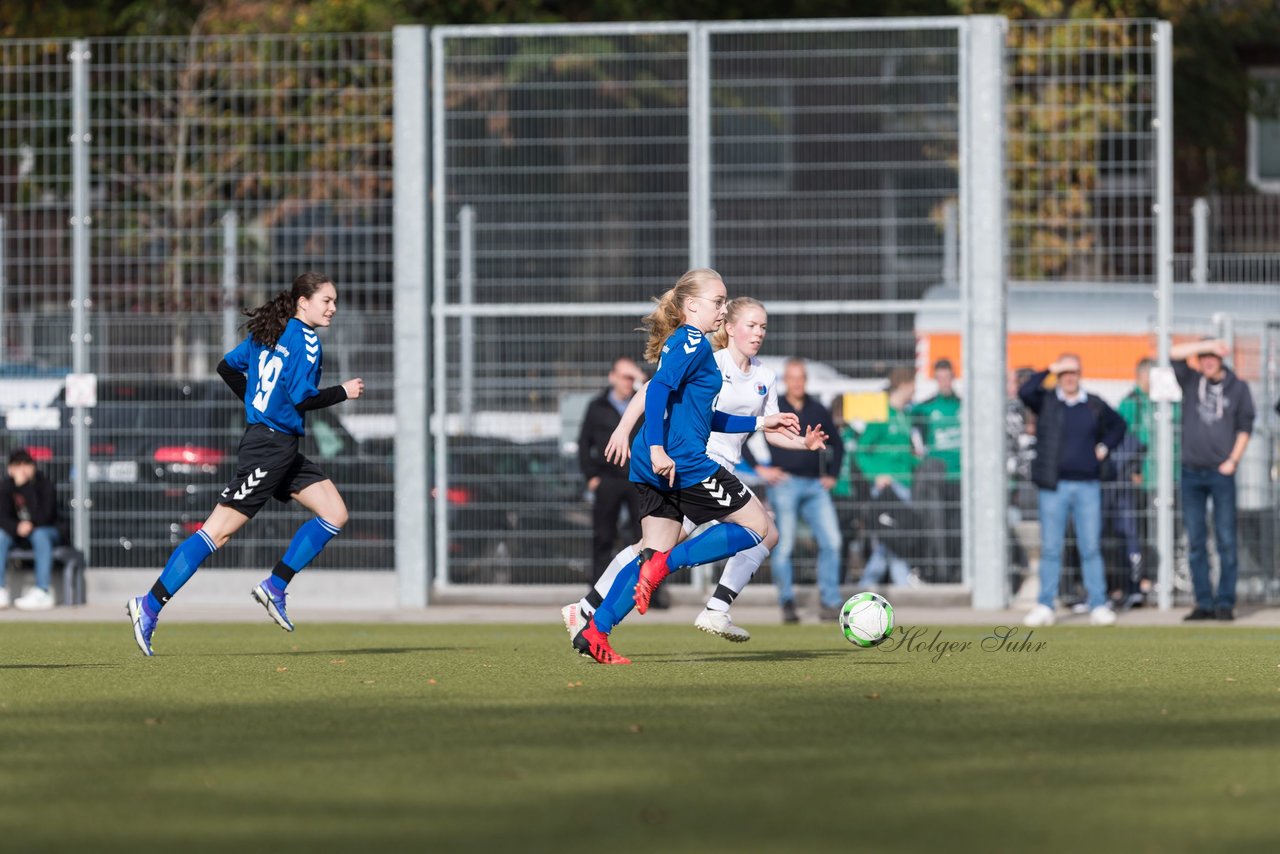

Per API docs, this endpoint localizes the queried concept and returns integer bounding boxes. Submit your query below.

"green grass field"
[1,620,1277,853]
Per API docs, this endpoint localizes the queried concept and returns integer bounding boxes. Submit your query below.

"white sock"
[706,542,770,611]
[580,544,638,617]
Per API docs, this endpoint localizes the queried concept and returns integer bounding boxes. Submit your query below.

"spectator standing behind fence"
[0,449,63,611]
[1170,338,1255,621]
[765,359,844,623]
[1114,358,1180,608]
[1019,355,1126,627]
[913,358,962,580]
[578,357,649,590]
[856,366,922,589]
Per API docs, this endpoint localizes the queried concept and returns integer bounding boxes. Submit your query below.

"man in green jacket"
[913,358,962,580]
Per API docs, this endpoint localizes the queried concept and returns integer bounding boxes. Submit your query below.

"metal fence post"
[69,39,91,562]
[1154,21,1175,611]
[393,25,431,606]
[689,24,711,270]
[221,210,238,355]
[963,16,1008,610]
[1191,197,1208,289]
[459,204,475,432]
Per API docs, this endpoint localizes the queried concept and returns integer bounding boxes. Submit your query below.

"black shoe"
[650,584,671,610]
[1183,607,1215,621]
[1214,607,1235,622]
[781,600,800,624]
[818,604,841,622]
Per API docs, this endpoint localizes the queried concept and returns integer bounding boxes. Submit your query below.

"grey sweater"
[1173,360,1255,469]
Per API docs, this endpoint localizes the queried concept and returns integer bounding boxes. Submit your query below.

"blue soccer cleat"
[127,596,157,657]
[251,583,294,632]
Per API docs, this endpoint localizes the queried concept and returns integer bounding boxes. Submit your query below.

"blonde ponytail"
[641,268,723,363]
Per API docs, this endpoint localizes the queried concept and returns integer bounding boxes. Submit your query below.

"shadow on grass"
[192,647,452,658]
[644,649,890,664]
[0,663,121,670]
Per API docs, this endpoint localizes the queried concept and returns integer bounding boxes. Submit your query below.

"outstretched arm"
[296,378,363,412]
[605,384,648,467]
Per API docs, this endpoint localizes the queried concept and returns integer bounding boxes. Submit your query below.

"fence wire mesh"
[1,34,395,572]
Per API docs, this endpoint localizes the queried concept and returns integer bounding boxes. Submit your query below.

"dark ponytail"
[243,271,333,349]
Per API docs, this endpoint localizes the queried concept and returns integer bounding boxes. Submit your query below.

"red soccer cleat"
[634,548,672,615]
[572,619,632,665]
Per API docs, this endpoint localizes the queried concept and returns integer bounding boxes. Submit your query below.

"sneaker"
[1121,591,1146,611]
[694,609,750,642]
[1183,607,1215,621]
[1214,607,1235,622]
[0,588,10,609]
[561,602,587,637]
[572,619,631,665]
[251,583,294,632]
[781,600,800,624]
[633,549,671,615]
[1023,604,1056,627]
[13,586,54,611]
[1089,605,1117,626]
[127,596,157,657]
[818,604,842,623]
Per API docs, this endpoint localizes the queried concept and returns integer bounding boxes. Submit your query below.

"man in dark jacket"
[578,357,646,585]
[1018,355,1126,627]
[0,449,62,610]
[1169,338,1255,621]
[767,358,845,622]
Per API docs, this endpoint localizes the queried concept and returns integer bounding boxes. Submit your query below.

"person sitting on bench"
[0,448,63,610]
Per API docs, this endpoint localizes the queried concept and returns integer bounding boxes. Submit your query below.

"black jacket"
[578,390,641,483]
[1018,371,1126,490]
[0,471,61,539]
[770,394,843,480]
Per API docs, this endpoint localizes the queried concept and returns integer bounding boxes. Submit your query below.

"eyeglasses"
[692,294,727,309]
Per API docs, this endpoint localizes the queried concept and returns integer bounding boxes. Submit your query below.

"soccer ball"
[839,592,895,648]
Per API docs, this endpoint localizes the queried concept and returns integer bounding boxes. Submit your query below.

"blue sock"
[668,523,762,573]
[146,529,217,612]
[593,555,641,634]
[265,517,341,592]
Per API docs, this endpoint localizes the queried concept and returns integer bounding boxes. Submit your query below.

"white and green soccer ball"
[840,592,895,648]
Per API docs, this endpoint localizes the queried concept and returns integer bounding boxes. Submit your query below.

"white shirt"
[705,349,779,469]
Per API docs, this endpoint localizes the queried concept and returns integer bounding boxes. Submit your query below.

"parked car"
[441,435,592,584]
[5,380,394,570]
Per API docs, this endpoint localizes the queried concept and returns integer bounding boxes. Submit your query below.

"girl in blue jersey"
[572,269,799,664]
[127,272,364,656]
[563,298,829,645]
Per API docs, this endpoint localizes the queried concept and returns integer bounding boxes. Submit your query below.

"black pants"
[591,477,641,583]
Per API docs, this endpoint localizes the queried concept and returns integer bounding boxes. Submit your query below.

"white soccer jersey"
[705,349,779,470]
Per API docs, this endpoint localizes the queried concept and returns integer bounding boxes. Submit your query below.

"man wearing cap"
[1169,338,1256,621]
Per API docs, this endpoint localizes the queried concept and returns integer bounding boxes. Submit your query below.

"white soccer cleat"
[1089,605,1118,626]
[560,603,586,638]
[1023,604,1056,627]
[13,586,54,611]
[695,608,751,643]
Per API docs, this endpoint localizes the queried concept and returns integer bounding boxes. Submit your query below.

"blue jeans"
[770,476,844,608]
[0,526,60,591]
[1037,480,1105,609]
[1181,466,1238,610]
[861,482,913,586]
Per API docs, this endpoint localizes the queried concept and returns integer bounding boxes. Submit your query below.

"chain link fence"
[1,34,396,573]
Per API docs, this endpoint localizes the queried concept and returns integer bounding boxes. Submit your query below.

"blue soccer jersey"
[629,324,723,490]
[223,318,323,436]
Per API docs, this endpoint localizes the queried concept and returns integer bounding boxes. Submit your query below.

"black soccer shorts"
[634,466,753,527]
[218,424,329,518]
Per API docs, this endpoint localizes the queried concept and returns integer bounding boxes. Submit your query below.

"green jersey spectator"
[1116,358,1180,489]
[913,358,962,481]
